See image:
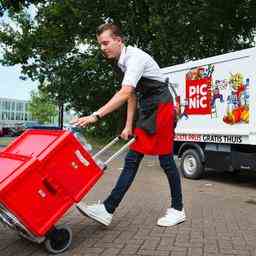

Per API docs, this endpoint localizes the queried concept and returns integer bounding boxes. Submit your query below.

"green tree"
[28,89,58,124]
[1,0,256,136]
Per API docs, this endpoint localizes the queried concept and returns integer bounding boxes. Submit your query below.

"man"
[72,23,185,227]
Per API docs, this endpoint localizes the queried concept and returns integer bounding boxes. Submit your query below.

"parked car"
[0,128,4,137]
[23,121,41,129]
[1,127,22,137]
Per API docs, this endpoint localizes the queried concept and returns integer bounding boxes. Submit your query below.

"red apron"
[130,102,175,155]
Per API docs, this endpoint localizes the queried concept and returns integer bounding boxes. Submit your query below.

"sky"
[0,5,38,101]
[0,64,38,100]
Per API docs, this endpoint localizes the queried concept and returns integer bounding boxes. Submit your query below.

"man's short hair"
[96,23,124,40]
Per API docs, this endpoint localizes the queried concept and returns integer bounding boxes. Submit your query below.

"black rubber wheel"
[44,225,72,254]
[180,149,204,179]
[230,168,240,175]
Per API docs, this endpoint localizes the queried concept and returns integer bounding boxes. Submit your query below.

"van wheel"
[180,149,204,179]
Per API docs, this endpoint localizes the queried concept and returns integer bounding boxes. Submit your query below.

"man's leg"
[157,154,186,226]
[159,154,183,210]
[77,149,143,226]
[104,149,144,213]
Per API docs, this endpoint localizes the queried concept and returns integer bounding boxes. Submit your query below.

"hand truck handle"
[93,136,136,169]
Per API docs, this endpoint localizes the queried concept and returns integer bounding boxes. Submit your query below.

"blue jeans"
[104,149,183,214]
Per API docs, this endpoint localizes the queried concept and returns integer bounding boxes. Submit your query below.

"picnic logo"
[185,78,212,115]
[185,66,213,115]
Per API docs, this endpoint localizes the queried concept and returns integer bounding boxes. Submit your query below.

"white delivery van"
[161,47,256,179]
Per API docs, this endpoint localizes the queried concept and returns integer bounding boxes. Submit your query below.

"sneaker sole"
[76,205,111,226]
[157,217,186,227]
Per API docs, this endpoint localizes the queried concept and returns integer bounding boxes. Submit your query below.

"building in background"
[0,97,33,127]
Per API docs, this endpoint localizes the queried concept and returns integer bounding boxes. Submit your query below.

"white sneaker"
[76,202,113,226]
[157,208,186,227]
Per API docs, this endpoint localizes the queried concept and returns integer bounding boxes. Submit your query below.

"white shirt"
[117,45,166,88]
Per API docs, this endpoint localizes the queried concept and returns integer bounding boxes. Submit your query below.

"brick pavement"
[1,152,256,256]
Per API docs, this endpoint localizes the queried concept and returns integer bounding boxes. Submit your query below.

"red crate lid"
[3,129,66,158]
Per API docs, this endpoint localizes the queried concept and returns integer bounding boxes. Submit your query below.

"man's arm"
[71,85,135,127]
[120,89,137,139]
[96,85,135,117]
[125,91,137,129]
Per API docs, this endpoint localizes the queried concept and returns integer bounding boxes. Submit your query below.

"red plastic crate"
[0,129,103,237]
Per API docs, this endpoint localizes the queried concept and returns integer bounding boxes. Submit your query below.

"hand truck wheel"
[44,224,72,254]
